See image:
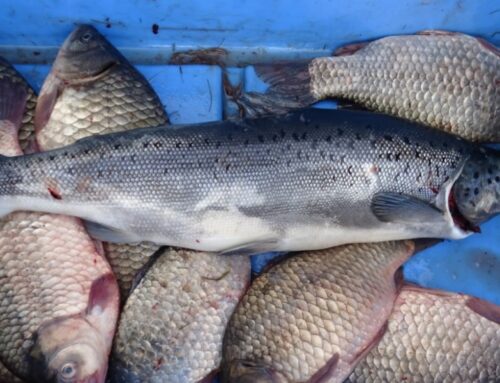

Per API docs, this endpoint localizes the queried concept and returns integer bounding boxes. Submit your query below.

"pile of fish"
[0,24,498,383]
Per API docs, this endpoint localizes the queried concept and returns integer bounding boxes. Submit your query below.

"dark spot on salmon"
[326,135,332,143]
[355,133,361,140]
[474,188,479,195]
[258,135,264,143]
[292,133,299,141]
[272,134,278,142]
[474,171,479,179]
[347,166,353,175]
[280,129,286,138]
[337,128,343,136]
[143,142,149,148]
[164,168,168,174]
[244,139,249,146]
[225,164,231,171]
[48,187,62,200]
[383,135,393,142]
[153,141,162,148]
[495,176,500,183]
[130,155,136,163]
[403,137,410,144]
[152,24,159,34]
[176,141,182,148]
[395,153,401,161]
[301,132,307,140]
[204,138,210,145]
[114,144,121,150]
[319,150,325,159]
[415,150,421,159]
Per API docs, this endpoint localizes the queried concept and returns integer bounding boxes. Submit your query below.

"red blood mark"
[48,187,62,200]
[93,258,97,265]
[152,303,159,311]
[369,165,380,174]
[448,191,480,233]
[430,186,439,194]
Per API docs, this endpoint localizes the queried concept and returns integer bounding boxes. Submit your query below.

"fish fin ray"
[350,321,388,366]
[219,239,279,256]
[333,42,369,56]
[307,353,339,383]
[371,192,443,223]
[229,61,315,118]
[0,77,27,129]
[84,221,138,244]
[34,72,62,135]
[465,297,500,324]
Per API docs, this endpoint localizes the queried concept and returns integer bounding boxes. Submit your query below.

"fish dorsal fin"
[371,192,443,223]
[84,220,138,244]
[219,238,279,256]
[466,297,500,325]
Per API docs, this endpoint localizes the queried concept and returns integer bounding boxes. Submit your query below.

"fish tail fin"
[229,60,316,118]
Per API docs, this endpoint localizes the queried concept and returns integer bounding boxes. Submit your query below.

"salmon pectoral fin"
[306,353,339,383]
[0,77,27,129]
[465,297,500,325]
[84,220,138,244]
[34,72,63,134]
[370,192,443,223]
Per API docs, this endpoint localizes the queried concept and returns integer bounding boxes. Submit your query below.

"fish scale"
[0,57,37,150]
[0,108,498,253]
[238,31,499,143]
[346,286,500,382]
[35,25,169,301]
[222,241,414,383]
[109,248,250,383]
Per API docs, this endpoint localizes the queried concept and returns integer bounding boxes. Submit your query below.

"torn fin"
[0,77,27,128]
[84,221,138,244]
[231,61,316,118]
[371,192,443,223]
[466,297,500,324]
[219,239,279,256]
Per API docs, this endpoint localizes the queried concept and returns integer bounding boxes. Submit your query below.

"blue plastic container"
[0,0,498,304]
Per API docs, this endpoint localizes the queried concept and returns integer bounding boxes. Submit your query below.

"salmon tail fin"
[228,60,316,118]
[0,76,27,131]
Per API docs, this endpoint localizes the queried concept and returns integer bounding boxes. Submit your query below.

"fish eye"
[80,32,93,43]
[59,362,77,380]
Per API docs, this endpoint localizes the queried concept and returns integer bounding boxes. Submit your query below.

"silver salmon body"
[237,31,500,142]
[0,108,498,253]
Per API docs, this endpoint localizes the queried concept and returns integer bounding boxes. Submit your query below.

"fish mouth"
[448,191,481,233]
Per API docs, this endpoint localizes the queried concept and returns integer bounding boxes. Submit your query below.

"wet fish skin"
[236,31,499,142]
[35,24,169,153]
[35,24,169,301]
[0,108,498,253]
[0,57,37,150]
[346,286,500,383]
[222,241,415,383]
[0,77,119,383]
[109,248,251,383]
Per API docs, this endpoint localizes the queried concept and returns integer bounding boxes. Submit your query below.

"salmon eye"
[60,362,77,380]
[80,32,92,42]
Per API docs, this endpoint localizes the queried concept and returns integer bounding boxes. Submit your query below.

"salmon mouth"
[448,191,480,233]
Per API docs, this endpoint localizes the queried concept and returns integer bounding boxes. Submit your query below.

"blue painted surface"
[1,1,499,380]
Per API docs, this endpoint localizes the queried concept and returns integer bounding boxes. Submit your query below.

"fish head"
[28,315,109,383]
[223,360,287,383]
[454,148,500,225]
[52,25,120,81]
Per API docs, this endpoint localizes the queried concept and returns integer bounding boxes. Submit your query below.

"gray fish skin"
[346,286,500,383]
[236,31,499,142]
[35,24,169,302]
[109,248,250,383]
[0,108,498,253]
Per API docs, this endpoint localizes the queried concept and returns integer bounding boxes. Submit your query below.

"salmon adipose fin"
[230,60,315,118]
